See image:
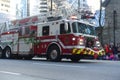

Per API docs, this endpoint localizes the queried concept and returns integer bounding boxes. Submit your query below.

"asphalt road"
[0,59,120,80]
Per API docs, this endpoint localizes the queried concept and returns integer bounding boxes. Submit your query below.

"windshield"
[72,22,96,35]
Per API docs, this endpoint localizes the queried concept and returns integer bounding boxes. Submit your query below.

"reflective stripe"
[84,51,87,54]
[88,51,92,55]
[72,48,105,56]
[72,49,77,54]
[77,49,82,54]
[91,51,94,55]
[88,50,91,55]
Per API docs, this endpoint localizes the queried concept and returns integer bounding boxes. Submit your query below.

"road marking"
[0,71,21,75]
[33,63,87,68]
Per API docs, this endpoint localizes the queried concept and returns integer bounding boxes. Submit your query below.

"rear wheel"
[48,45,61,61]
[4,47,12,59]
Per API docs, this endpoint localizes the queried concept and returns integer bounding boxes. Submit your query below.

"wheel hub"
[50,50,58,59]
[5,50,10,58]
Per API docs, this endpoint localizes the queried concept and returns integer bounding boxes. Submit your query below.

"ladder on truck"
[0,12,63,35]
[9,11,65,29]
[0,22,10,34]
[53,0,82,19]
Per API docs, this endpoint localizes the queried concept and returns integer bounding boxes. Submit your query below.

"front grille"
[85,37,95,48]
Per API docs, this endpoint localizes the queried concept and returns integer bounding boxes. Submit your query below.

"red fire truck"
[0,15,105,62]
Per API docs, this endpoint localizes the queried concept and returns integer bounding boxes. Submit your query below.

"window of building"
[1,4,4,6]
[40,6,48,8]
[83,4,86,7]
[5,4,10,7]
[40,3,47,5]
[2,0,10,3]
[42,26,49,36]
[40,10,47,13]
[6,10,8,12]
[83,0,86,2]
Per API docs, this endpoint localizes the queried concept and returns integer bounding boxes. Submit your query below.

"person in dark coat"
[112,45,118,60]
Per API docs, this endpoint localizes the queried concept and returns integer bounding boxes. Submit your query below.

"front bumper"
[72,48,105,57]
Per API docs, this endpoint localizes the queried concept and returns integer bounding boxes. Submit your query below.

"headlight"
[79,39,84,45]
[72,37,76,41]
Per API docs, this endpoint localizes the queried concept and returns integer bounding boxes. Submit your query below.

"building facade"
[67,0,89,12]
[14,0,48,18]
[15,0,28,18]
[39,0,48,15]
[29,0,89,16]
[20,0,28,17]
[29,0,48,16]
[0,0,10,13]
[103,0,120,46]
[15,0,90,17]
[68,0,88,9]
[0,0,16,22]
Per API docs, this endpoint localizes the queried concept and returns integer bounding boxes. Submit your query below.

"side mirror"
[64,22,68,31]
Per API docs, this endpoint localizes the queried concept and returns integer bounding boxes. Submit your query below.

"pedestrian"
[109,44,114,60]
[112,45,118,60]
[117,43,120,60]
[104,44,110,60]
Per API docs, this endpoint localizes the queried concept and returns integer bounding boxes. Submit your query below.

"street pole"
[99,0,103,45]
[27,0,30,16]
[113,10,116,46]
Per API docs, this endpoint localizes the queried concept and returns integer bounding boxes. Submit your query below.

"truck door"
[18,26,37,55]
[58,23,71,46]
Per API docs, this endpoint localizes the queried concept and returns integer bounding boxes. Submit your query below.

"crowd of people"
[103,43,120,60]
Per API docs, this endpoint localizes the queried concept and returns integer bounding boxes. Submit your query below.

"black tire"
[118,54,120,60]
[4,47,12,59]
[70,56,81,62]
[0,48,3,58]
[48,45,61,61]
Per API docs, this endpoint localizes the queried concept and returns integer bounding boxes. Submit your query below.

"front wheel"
[48,45,61,61]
